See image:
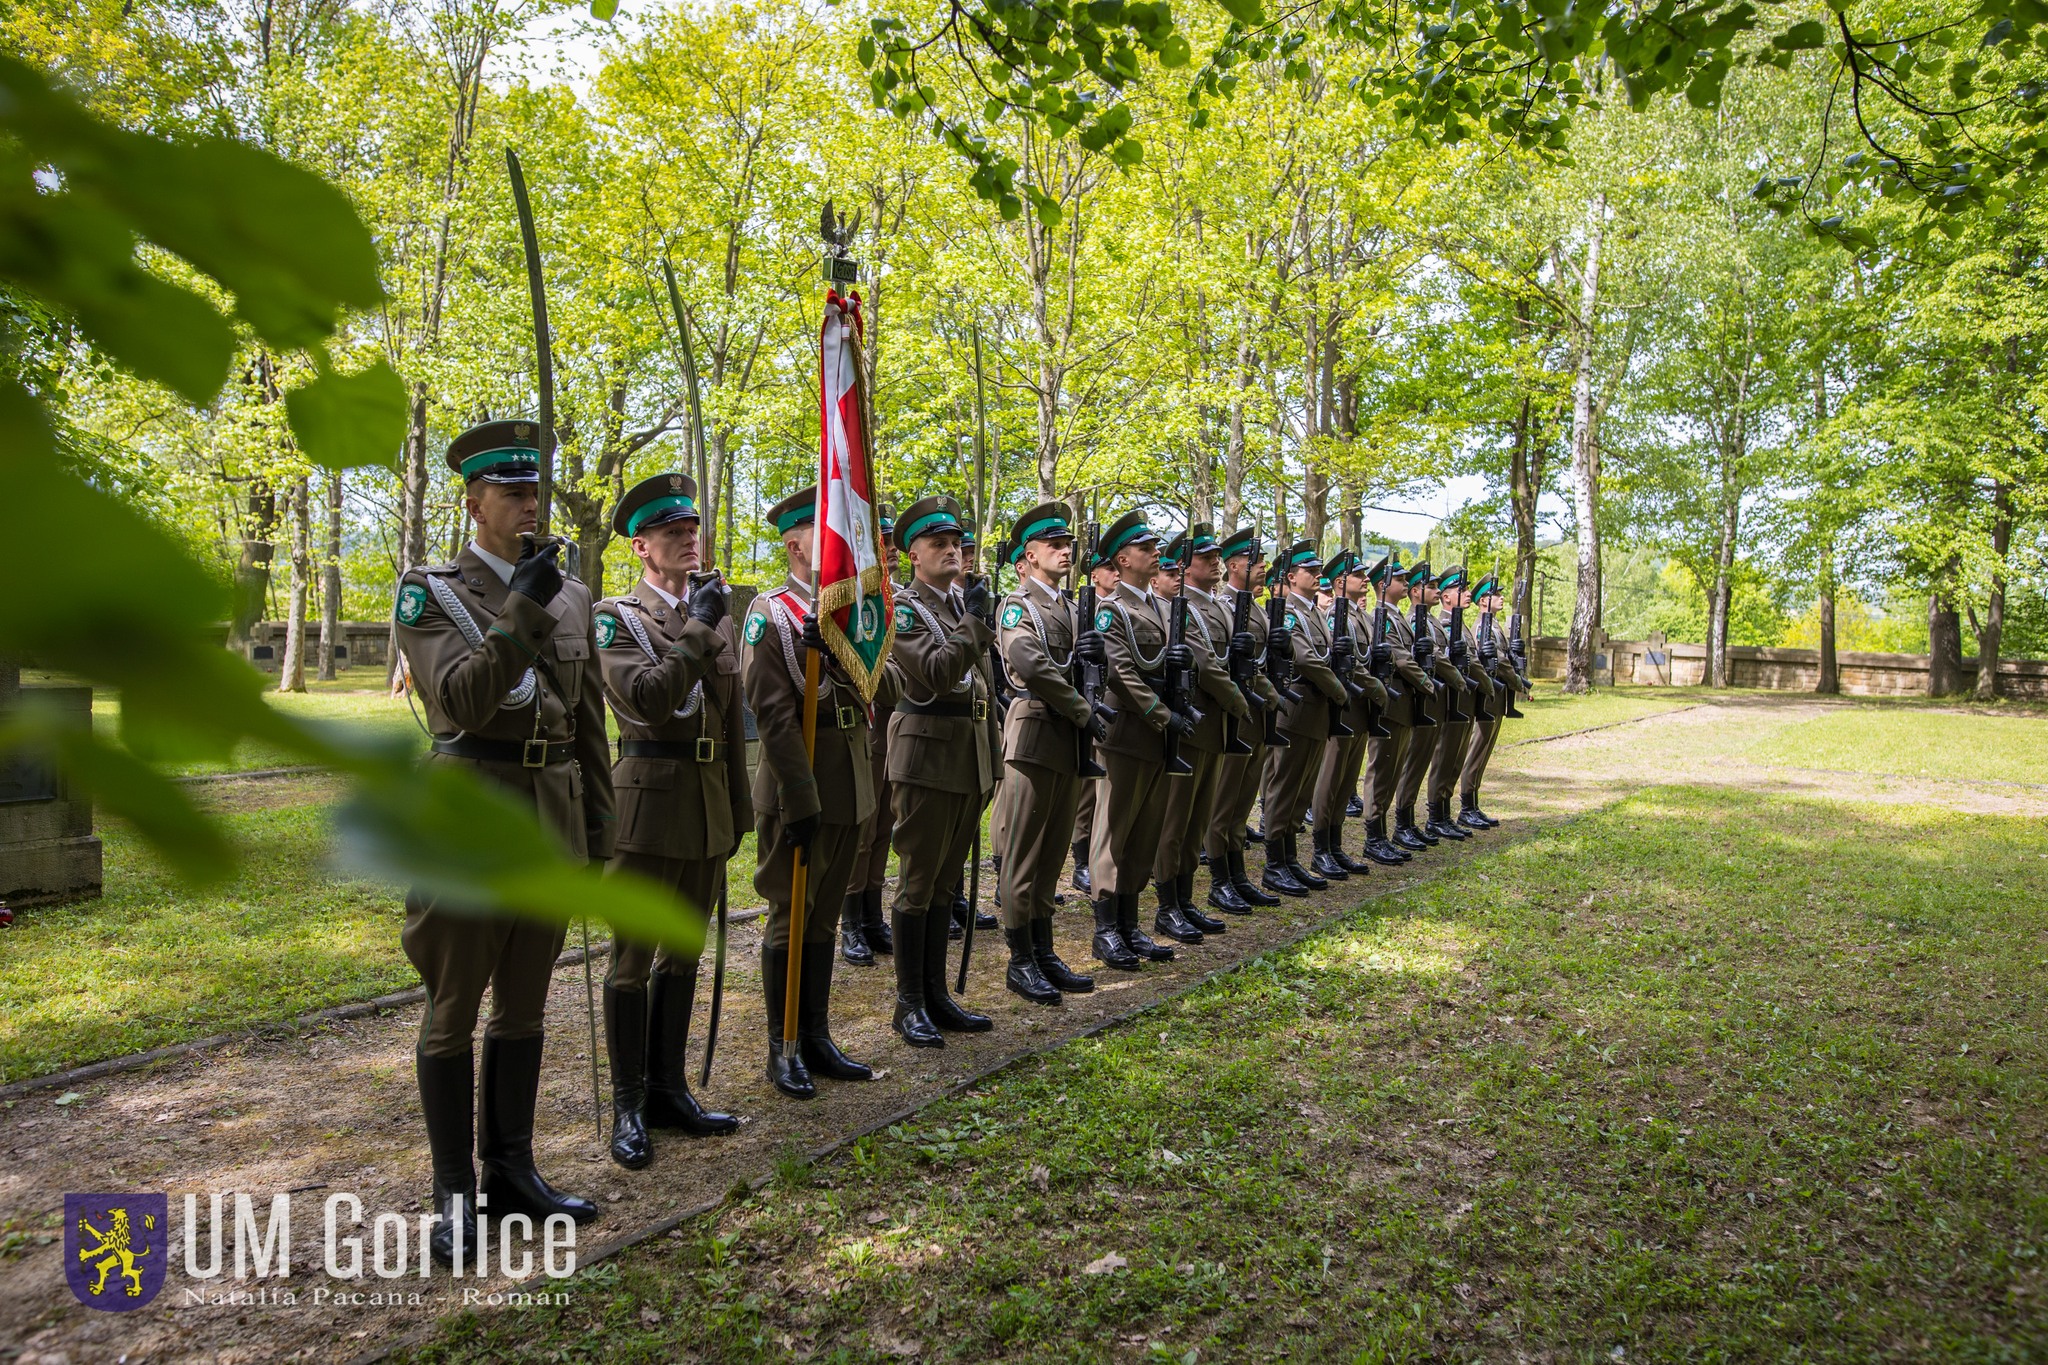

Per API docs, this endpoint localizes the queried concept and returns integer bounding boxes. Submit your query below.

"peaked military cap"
[1471,573,1501,600]
[1365,548,1406,586]
[1407,556,1433,584]
[1187,521,1218,555]
[1159,531,1191,570]
[897,495,967,546]
[1093,509,1160,569]
[878,504,896,544]
[1006,501,1074,564]
[766,485,818,534]
[611,471,699,538]
[960,523,978,547]
[1324,549,1356,581]
[1218,525,1260,561]
[1436,564,1467,591]
[1276,539,1322,574]
[447,418,543,484]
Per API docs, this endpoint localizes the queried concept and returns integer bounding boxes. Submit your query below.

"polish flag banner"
[814,288,894,699]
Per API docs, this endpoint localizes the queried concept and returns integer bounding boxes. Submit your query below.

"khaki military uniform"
[1395,610,1466,818]
[593,577,750,987]
[1091,581,1177,894]
[1154,584,1248,885]
[1367,607,1432,824]
[1431,611,1497,809]
[1205,590,1285,864]
[886,578,999,915]
[993,577,1093,930]
[1460,612,1522,801]
[1311,599,1389,830]
[393,545,613,1056]
[1259,591,1347,841]
[743,576,892,950]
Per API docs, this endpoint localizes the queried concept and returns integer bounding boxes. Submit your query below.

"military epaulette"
[409,561,461,578]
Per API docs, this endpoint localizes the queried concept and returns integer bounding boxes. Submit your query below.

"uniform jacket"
[998,575,1092,775]
[1275,590,1346,741]
[1094,579,1174,760]
[594,576,751,860]
[1421,610,1469,696]
[741,575,898,829]
[1375,606,1435,727]
[1177,585,1251,754]
[394,544,614,859]
[1326,594,1388,728]
[1441,610,1501,712]
[885,576,998,798]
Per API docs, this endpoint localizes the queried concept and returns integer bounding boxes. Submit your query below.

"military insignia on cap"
[669,474,683,492]
[744,612,767,645]
[395,583,426,625]
[894,602,917,633]
[1000,602,1024,630]
[1094,607,1114,633]
[594,613,618,648]
[514,423,532,440]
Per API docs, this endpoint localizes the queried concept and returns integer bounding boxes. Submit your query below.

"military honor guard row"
[391,420,1534,1262]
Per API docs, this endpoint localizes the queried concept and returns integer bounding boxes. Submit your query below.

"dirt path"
[3,697,2040,1364]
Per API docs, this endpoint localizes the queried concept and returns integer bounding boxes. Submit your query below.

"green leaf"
[1208,0,1266,25]
[590,0,619,18]
[858,35,876,65]
[1774,20,1827,50]
[285,362,407,470]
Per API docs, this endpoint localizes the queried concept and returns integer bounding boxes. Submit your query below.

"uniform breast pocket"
[552,634,590,700]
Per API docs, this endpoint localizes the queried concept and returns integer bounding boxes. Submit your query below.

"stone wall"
[1525,636,2048,700]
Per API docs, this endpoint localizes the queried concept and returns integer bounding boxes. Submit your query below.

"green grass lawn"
[1497,684,1693,743]
[404,787,2048,1364]
[1751,707,2048,785]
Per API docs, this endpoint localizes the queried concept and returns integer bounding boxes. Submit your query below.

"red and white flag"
[814,289,893,698]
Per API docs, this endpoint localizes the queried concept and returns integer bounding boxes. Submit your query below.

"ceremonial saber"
[701,868,727,1088]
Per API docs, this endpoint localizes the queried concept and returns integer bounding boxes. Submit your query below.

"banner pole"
[783,645,822,1059]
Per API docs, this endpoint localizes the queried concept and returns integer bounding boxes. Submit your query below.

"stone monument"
[0,659,103,907]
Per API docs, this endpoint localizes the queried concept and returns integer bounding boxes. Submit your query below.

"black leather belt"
[896,698,990,722]
[432,736,575,768]
[619,738,727,762]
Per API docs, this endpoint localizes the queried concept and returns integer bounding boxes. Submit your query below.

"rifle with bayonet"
[1325,595,1356,739]
[1073,522,1107,778]
[1263,584,1301,745]
[1450,596,1489,722]
[1161,589,1197,777]
[1416,590,1469,723]
[1224,585,1260,754]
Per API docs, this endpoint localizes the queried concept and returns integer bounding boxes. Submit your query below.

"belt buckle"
[694,736,717,763]
[836,705,859,730]
[972,699,988,723]
[521,738,548,769]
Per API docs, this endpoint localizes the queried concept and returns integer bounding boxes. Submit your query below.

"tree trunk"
[1708,482,1738,688]
[1222,331,1253,530]
[278,475,310,693]
[1974,480,2011,701]
[1563,191,1607,694]
[1928,588,1965,697]
[1816,541,1839,694]
[317,470,342,681]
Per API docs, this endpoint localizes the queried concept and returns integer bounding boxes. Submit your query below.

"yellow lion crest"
[76,1206,152,1298]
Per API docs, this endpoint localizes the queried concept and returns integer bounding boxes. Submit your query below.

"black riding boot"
[1363,815,1409,865]
[762,946,816,1098]
[1033,916,1093,991]
[417,1048,476,1266]
[1332,819,1374,874]
[1005,925,1061,1004]
[1120,890,1175,961]
[1394,808,1432,852]
[891,909,943,1048]
[1310,827,1351,881]
[924,902,993,1031]
[645,966,738,1135]
[861,886,893,952]
[478,1034,598,1224]
[1208,858,1251,913]
[1346,792,1365,817]
[1287,831,1328,890]
[1460,791,1498,829]
[1153,879,1204,943]
[1090,893,1140,970]
[603,986,652,1170]
[839,893,874,965]
[1428,798,1471,841]
[798,942,873,1080]
[1233,849,1279,905]
[1070,840,1092,894]
[1261,833,1309,897]
[1178,871,1225,932]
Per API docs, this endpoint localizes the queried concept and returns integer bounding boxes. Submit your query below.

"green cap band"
[900,509,963,544]
[459,446,540,479]
[1017,515,1070,546]
[775,502,817,534]
[1100,521,1153,561]
[625,494,698,536]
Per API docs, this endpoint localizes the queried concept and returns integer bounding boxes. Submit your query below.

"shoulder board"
[408,562,460,579]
